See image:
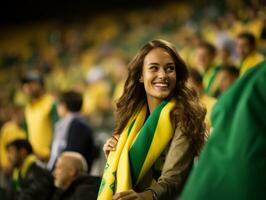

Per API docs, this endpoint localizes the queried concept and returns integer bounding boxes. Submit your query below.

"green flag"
[181,60,266,200]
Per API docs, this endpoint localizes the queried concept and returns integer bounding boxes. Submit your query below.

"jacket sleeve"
[149,128,194,200]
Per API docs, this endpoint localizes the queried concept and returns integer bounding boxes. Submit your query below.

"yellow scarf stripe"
[97,112,143,199]
[97,100,175,200]
[138,100,175,183]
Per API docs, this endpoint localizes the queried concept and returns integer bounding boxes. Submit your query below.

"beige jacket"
[139,127,194,200]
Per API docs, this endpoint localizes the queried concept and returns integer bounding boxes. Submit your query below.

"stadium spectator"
[236,32,264,75]
[21,72,58,162]
[6,139,53,200]
[0,106,26,176]
[189,69,216,132]
[195,42,220,96]
[52,152,101,200]
[47,90,95,172]
[0,106,26,199]
[216,65,239,96]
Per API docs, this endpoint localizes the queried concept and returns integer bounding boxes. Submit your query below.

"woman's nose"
[157,69,167,78]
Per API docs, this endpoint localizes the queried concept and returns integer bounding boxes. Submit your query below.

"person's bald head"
[53,152,87,190]
[60,152,88,173]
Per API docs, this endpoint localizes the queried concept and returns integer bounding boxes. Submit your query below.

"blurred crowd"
[0,0,265,199]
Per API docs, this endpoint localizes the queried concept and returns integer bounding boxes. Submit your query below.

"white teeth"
[154,83,168,87]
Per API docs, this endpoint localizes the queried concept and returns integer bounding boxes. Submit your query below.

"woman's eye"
[166,66,175,72]
[149,66,158,70]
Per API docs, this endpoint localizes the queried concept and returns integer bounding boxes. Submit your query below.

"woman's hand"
[112,189,153,200]
[103,134,120,158]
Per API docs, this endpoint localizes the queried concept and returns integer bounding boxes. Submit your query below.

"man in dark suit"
[47,90,96,172]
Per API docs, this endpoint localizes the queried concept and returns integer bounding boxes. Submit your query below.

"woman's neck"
[147,98,162,113]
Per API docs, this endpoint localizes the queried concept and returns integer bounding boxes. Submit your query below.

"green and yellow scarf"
[97,99,176,200]
[12,154,37,191]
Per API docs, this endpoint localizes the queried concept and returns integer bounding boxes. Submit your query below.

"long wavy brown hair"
[114,39,206,155]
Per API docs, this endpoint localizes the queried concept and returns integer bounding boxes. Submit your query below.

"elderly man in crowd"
[52,152,101,200]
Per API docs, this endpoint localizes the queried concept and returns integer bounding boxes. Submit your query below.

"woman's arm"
[148,128,194,200]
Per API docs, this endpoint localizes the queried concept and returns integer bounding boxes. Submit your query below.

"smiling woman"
[99,39,206,200]
[140,48,177,113]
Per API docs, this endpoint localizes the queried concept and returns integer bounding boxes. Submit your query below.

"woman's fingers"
[112,190,142,200]
[112,134,120,141]
[103,135,120,158]
[106,137,118,149]
[108,139,118,149]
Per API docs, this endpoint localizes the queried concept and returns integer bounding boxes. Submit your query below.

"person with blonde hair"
[52,152,101,200]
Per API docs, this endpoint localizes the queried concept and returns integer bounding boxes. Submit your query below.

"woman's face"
[140,48,176,104]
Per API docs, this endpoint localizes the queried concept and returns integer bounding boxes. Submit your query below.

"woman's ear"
[139,76,144,83]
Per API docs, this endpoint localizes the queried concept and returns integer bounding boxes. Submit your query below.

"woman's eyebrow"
[148,62,174,65]
[166,62,175,65]
[148,62,159,66]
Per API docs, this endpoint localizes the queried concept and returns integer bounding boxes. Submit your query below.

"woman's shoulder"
[172,125,186,139]
[170,126,192,152]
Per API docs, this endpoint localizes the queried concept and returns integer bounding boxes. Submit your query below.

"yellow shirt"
[200,95,217,133]
[25,94,56,159]
[0,121,26,169]
[240,52,264,76]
